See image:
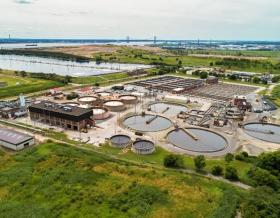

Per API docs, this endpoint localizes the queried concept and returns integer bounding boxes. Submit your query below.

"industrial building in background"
[29,101,94,131]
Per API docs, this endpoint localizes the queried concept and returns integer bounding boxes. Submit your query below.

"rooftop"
[29,101,92,117]
[0,128,33,145]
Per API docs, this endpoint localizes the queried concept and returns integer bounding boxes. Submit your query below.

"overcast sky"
[0,0,279,40]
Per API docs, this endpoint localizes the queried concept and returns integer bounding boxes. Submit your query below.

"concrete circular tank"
[148,102,188,116]
[104,100,126,112]
[167,128,228,153]
[96,91,112,100]
[78,96,99,106]
[132,139,155,154]
[119,95,138,105]
[243,123,280,144]
[123,114,173,132]
[92,107,110,120]
[110,134,131,148]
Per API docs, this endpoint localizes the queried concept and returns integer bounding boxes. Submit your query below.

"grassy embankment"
[0,70,64,99]
[269,85,280,106]
[93,47,280,74]
[0,142,244,218]
[188,49,280,59]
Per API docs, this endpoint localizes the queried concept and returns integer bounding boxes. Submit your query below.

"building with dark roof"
[29,101,94,131]
[0,128,34,151]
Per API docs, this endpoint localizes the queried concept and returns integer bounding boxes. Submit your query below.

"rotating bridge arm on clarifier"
[183,128,198,140]
[146,115,158,124]
[245,128,274,135]
[162,107,170,114]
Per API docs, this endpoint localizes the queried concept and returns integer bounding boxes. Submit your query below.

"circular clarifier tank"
[148,102,188,116]
[167,128,228,153]
[92,107,110,120]
[243,123,280,144]
[104,100,126,112]
[123,114,173,132]
[119,95,138,104]
[110,134,131,148]
[132,139,155,154]
[78,96,99,105]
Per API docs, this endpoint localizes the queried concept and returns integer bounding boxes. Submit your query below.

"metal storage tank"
[110,134,131,148]
[104,100,126,112]
[119,95,138,105]
[132,139,155,154]
[92,107,110,120]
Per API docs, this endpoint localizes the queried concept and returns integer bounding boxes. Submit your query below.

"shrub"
[257,150,280,178]
[194,155,206,171]
[247,167,280,190]
[225,153,234,163]
[163,154,184,168]
[211,165,223,176]
[241,186,280,218]
[225,166,239,181]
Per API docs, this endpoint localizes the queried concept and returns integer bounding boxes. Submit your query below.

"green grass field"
[188,49,280,59]
[269,85,280,106]
[99,144,253,185]
[92,47,280,74]
[0,71,64,99]
[0,143,243,218]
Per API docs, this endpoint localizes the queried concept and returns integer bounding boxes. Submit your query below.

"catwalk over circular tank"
[123,114,173,132]
[167,128,228,153]
[243,123,280,144]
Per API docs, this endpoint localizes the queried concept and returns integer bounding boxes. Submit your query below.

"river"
[0,54,151,77]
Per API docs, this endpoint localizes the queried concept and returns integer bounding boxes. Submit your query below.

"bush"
[194,155,206,171]
[163,154,184,168]
[225,166,239,181]
[225,153,234,163]
[211,165,223,176]
[247,167,280,190]
[241,186,280,218]
[66,92,79,100]
[257,150,280,178]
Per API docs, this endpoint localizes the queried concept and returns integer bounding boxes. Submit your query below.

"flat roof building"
[29,101,94,131]
[0,128,34,151]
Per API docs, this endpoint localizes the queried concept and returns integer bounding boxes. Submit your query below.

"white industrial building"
[0,128,35,151]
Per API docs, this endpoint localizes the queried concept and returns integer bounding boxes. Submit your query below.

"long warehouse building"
[0,128,34,151]
[29,101,94,131]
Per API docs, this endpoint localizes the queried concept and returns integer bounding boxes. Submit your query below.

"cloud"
[14,0,34,4]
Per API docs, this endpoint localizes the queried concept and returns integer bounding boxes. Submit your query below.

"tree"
[19,70,27,77]
[199,72,208,79]
[64,75,72,84]
[225,166,239,181]
[252,76,261,84]
[194,155,206,171]
[248,167,280,190]
[241,187,280,218]
[163,154,184,168]
[257,151,280,178]
[225,153,234,163]
[211,165,223,176]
